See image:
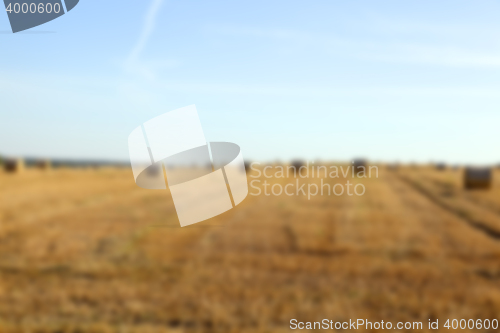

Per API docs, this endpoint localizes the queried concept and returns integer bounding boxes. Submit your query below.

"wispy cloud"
[124,0,166,79]
[207,24,500,69]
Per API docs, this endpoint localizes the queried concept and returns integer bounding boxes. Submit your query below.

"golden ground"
[0,166,500,332]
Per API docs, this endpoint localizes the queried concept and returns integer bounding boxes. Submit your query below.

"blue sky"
[1,0,500,164]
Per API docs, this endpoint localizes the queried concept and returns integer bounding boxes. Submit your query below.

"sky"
[1,0,500,164]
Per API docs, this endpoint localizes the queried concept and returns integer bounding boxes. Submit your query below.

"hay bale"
[146,162,164,176]
[35,159,51,170]
[435,163,447,171]
[291,160,305,169]
[205,162,214,171]
[464,167,491,190]
[290,160,306,177]
[353,159,367,173]
[387,163,399,171]
[4,158,24,173]
[244,160,252,173]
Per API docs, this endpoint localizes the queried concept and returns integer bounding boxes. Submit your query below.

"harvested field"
[1,167,500,332]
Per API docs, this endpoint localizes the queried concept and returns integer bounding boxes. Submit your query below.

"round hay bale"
[353,159,368,175]
[244,160,252,173]
[435,163,447,171]
[464,167,491,190]
[290,160,306,177]
[35,159,51,170]
[4,158,24,173]
[387,163,399,171]
[291,160,305,169]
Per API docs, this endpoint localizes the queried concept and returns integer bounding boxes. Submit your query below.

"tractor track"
[389,172,500,240]
[418,173,500,219]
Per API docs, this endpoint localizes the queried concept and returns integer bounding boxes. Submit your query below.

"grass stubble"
[0,167,500,332]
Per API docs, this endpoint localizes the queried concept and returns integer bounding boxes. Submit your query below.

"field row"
[1,169,500,332]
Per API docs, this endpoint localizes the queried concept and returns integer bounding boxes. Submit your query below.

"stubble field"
[1,165,500,332]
